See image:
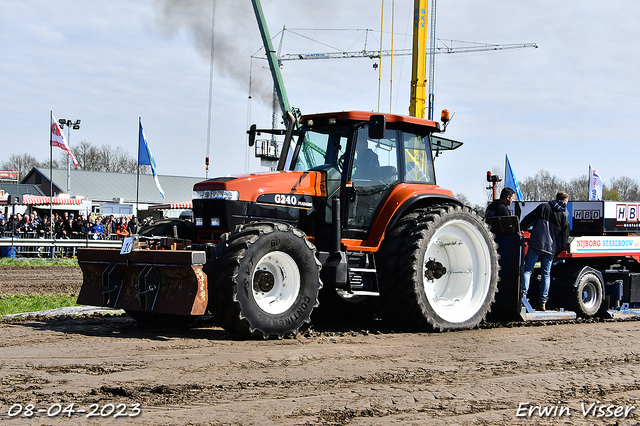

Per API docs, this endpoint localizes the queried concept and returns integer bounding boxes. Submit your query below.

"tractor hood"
[193,171,327,203]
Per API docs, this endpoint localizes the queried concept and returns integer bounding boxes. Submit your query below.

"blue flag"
[505,155,523,201]
[139,119,165,198]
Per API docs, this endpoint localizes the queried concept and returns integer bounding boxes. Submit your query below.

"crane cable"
[377,0,384,112]
[390,0,395,113]
[428,0,437,120]
[377,0,397,114]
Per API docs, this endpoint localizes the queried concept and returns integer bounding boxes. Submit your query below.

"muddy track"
[0,265,83,295]
[1,316,640,425]
[1,266,640,425]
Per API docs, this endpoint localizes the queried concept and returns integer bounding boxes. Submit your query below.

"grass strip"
[0,258,78,267]
[0,294,79,316]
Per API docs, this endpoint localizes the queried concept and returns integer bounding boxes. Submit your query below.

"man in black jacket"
[520,191,570,311]
[485,187,516,217]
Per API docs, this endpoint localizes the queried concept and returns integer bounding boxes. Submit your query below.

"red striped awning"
[0,196,83,205]
[24,196,83,205]
[148,202,192,210]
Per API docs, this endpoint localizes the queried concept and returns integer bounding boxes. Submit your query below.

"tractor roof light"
[441,109,450,124]
[440,109,452,132]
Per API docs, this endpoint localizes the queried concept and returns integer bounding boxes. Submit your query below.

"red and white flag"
[589,165,603,201]
[51,114,78,168]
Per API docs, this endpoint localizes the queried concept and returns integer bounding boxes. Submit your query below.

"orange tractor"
[77,110,500,338]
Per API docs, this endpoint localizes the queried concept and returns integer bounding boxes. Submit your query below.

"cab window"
[403,132,435,183]
[294,126,348,172]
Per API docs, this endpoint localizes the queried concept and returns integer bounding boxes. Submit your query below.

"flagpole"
[504,154,509,199]
[589,166,592,201]
[136,117,140,219]
[49,111,54,258]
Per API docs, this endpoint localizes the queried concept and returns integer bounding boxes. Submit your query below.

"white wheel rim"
[582,280,598,309]
[252,251,300,315]
[422,219,492,323]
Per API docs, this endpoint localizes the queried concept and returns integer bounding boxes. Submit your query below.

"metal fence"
[0,232,122,258]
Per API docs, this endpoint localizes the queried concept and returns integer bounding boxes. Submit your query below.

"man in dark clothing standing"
[520,191,570,311]
[127,216,140,236]
[485,187,516,217]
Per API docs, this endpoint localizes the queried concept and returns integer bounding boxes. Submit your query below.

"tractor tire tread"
[377,204,499,331]
[205,221,322,339]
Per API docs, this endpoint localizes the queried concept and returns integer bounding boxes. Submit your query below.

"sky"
[2,0,640,206]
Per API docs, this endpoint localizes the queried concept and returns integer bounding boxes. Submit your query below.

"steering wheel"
[337,154,345,173]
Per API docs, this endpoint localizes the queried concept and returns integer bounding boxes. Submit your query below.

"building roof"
[23,168,203,204]
[0,183,45,197]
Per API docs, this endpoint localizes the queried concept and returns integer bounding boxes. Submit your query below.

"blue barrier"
[0,239,16,258]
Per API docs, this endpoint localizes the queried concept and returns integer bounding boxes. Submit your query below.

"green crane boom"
[251,0,292,123]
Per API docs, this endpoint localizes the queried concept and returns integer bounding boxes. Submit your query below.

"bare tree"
[3,141,151,183]
[56,141,149,173]
[456,193,471,205]
[517,170,640,202]
[1,153,61,181]
[564,175,636,202]
[70,140,101,171]
[455,193,485,216]
[603,187,621,201]
[566,175,588,201]
[610,176,640,201]
[520,170,568,201]
[110,146,146,173]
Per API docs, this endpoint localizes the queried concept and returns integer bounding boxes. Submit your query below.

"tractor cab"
[287,111,461,240]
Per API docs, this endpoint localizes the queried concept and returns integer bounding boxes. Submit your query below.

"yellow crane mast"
[409,0,428,118]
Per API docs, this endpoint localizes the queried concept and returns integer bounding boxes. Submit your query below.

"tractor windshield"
[290,117,437,185]
[292,124,349,172]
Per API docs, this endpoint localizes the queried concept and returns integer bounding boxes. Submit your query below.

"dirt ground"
[1,265,640,425]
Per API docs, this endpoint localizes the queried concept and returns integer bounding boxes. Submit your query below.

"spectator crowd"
[0,211,155,240]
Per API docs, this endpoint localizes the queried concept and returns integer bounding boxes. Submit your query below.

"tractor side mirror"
[247,124,257,147]
[368,115,386,140]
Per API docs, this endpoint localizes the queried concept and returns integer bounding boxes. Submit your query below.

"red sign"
[0,172,17,179]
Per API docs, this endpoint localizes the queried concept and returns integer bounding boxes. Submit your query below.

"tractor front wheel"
[207,222,322,339]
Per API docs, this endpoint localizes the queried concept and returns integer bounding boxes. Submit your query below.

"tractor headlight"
[196,190,239,200]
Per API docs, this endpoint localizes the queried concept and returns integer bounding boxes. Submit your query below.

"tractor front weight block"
[77,248,208,316]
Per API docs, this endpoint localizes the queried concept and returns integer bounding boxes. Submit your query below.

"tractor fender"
[553,264,604,289]
[555,265,605,317]
[364,190,461,249]
[386,193,463,231]
[573,266,604,288]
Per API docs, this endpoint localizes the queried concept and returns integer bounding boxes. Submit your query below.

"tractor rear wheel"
[378,204,499,331]
[207,222,322,339]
